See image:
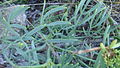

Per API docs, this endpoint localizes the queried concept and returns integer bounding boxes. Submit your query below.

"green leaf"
[93,8,109,28]
[100,43,106,53]
[47,21,71,26]
[108,17,118,25]
[23,21,70,37]
[11,24,26,30]
[25,25,45,36]
[83,3,102,14]
[109,40,117,48]
[0,12,3,22]
[43,6,67,20]
[31,40,39,64]
[111,42,120,49]
[47,39,78,43]
[103,25,110,44]
[93,51,106,68]
[74,0,86,16]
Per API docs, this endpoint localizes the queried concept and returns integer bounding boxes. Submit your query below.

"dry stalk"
[73,47,109,54]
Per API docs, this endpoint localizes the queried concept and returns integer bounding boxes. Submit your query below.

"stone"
[0,5,27,39]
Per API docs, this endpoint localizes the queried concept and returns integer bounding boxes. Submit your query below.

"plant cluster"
[0,0,120,68]
[100,40,120,68]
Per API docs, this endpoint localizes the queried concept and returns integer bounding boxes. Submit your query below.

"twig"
[73,47,109,54]
[25,3,77,6]
[104,1,120,4]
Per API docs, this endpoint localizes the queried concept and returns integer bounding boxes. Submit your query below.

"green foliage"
[0,0,119,68]
[96,40,120,68]
[104,49,120,68]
